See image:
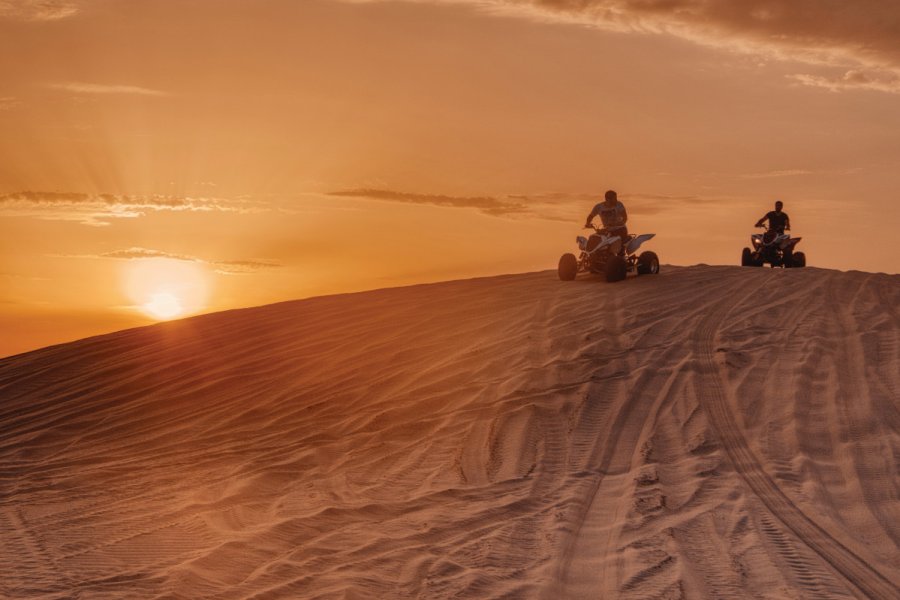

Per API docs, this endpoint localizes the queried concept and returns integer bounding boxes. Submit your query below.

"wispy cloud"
[66,247,282,275]
[740,169,815,179]
[0,97,21,110]
[329,188,531,217]
[0,0,78,21]
[789,70,900,95]
[47,81,169,96]
[0,191,257,226]
[347,1,900,93]
[330,188,724,220]
[47,82,169,97]
[737,166,865,179]
[620,193,723,216]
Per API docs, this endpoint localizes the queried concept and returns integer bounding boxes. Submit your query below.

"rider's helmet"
[775,200,783,211]
[605,190,617,202]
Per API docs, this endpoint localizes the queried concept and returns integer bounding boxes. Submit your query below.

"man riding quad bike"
[558,191,659,282]
[742,200,806,268]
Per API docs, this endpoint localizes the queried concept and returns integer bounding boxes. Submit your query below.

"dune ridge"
[1,266,898,599]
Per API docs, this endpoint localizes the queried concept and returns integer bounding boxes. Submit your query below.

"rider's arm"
[620,204,628,225]
[755,214,767,227]
[785,214,791,230]
[584,206,598,228]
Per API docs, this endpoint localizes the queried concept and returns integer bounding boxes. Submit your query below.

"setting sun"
[142,292,184,320]
[121,258,210,321]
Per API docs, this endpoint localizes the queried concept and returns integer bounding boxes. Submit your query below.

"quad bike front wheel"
[741,248,753,266]
[741,247,763,267]
[792,252,806,268]
[605,255,627,282]
[558,253,578,281]
[637,251,659,275]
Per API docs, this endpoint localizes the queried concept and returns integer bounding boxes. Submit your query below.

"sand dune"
[1,266,898,599]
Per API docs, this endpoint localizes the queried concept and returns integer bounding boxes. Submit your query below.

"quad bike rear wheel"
[605,255,627,282]
[782,249,794,268]
[637,251,660,275]
[792,252,806,268]
[558,253,578,281]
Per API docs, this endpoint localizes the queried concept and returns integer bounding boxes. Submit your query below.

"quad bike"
[741,225,806,268]
[558,226,659,282]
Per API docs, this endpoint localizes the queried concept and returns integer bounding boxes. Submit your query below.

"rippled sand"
[1,266,898,599]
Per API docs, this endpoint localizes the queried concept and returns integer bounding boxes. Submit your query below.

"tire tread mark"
[692,275,900,600]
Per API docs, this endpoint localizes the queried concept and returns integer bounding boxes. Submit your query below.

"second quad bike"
[742,225,806,268]
[558,226,659,282]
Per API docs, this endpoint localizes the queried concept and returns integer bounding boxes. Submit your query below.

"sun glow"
[142,292,184,320]
[122,259,210,321]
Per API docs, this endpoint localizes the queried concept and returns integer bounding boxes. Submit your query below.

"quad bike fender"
[585,234,621,255]
[784,237,802,248]
[626,233,655,255]
[603,238,622,256]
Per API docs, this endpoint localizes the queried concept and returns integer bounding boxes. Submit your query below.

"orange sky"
[2,0,899,357]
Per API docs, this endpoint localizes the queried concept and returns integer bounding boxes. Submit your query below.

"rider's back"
[763,210,789,232]
[594,200,627,229]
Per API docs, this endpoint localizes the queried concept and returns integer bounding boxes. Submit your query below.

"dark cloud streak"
[352,0,900,93]
[329,188,531,217]
[66,247,282,275]
[0,191,255,226]
[330,188,724,219]
[46,82,169,96]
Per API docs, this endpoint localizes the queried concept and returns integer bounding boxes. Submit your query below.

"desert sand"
[1,265,898,599]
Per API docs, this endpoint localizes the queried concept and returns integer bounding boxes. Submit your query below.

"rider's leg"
[618,227,629,252]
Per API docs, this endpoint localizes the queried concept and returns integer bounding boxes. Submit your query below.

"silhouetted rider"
[755,200,791,234]
[584,190,628,244]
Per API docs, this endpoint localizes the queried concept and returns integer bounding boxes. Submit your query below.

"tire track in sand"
[549,276,730,597]
[692,273,900,600]
[0,504,75,597]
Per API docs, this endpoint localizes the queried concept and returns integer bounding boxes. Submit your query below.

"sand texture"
[1,266,898,599]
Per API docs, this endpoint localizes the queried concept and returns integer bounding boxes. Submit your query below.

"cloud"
[0,191,255,226]
[516,191,729,218]
[47,82,169,97]
[329,188,531,217]
[740,169,815,179]
[347,1,900,92]
[0,97,21,110]
[330,187,723,220]
[620,192,723,215]
[789,70,900,94]
[737,166,865,179]
[0,0,78,20]
[68,247,283,275]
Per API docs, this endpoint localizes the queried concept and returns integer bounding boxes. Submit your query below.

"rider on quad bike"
[584,190,628,246]
[743,200,806,268]
[755,200,791,235]
[558,190,659,282]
